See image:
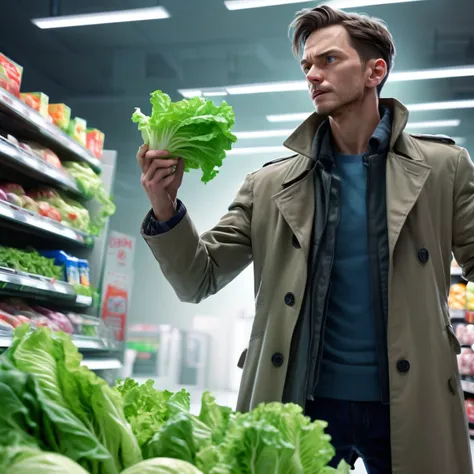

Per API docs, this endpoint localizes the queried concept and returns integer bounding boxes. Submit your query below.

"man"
[137,5,474,474]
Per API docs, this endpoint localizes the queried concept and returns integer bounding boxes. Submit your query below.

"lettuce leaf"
[132,90,237,184]
[0,357,43,471]
[4,326,141,473]
[6,452,89,474]
[116,378,173,449]
[201,402,350,474]
[121,457,204,474]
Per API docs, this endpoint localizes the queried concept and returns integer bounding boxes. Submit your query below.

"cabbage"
[121,457,203,474]
[6,453,89,473]
[132,90,237,184]
[3,326,142,473]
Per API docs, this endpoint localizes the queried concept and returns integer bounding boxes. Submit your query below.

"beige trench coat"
[143,98,474,474]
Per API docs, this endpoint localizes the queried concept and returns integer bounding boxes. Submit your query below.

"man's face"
[301,25,370,116]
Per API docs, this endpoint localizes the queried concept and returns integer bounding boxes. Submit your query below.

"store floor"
[186,388,474,473]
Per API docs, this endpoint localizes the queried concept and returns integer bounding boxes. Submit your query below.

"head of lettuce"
[132,90,237,184]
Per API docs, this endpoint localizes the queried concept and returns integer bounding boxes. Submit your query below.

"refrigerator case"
[177,330,211,388]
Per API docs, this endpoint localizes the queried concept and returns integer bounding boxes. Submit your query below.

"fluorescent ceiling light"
[268,100,474,122]
[32,6,170,29]
[406,99,474,112]
[267,112,310,123]
[236,120,460,139]
[203,91,228,97]
[228,146,288,155]
[234,129,295,139]
[405,119,461,129]
[225,0,423,11]
[178,65,474,98]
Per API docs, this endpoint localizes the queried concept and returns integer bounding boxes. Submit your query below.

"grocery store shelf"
[0,199,93,247]
[451,308,466,320]
[0,89,101,173]
[0,336,12,348]
[0,267,92,308]
[81,358,122,371]
[0,334,117,352]
[0,137,83,196]
[462,380,474,395]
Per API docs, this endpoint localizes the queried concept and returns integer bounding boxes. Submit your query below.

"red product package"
[466,399,474,424]
[0,53,23,97]
[86,129,105,159]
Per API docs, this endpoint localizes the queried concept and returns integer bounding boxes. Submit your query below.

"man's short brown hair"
[289,5,396,93]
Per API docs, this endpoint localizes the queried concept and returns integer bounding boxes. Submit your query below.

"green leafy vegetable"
[121,457,204,474]
[0,357,43,471]
[116,378,173,449]
[143,412,197,464]
[6,452,89,474]
[0,246,63,280]
[132,90,237,183]
[200,402,350,474]
[63,161,116,236]
[117,378,211,456]
[198,392,233,446]
[4,325,142,473]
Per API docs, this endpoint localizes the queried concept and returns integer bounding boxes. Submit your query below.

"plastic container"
[48,103,71,131]
[78,259,90,287]
[39,250,80,285]
[20,92,49,118]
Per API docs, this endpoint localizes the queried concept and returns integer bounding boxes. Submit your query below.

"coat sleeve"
[141,173,254,303]
[452,148,474,281]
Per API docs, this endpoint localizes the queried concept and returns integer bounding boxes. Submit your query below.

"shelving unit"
[0,88,102,173]
[0,86,119,374]
[0,199,93,247]
[0,136,83,196]
[0,267,92,307]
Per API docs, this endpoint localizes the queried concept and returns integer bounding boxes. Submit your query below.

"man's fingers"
[173,158,185,188]
[142,160,177,186]
[145,150,170,159]
[136,144,148,170]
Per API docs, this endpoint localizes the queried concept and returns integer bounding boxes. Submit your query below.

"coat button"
[271,352,284,367]
[284,292,295,306]
[292,234,301,249]
[418,248,429,264]
[397,359,410,373]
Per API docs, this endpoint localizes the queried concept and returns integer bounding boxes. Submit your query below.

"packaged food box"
[449,282,467,310]
[0,53,23,97]
[39,250,80,285]
[67,117,87,146]
[86,128,105,159]
[48,103,71,131]
[20,92,49,118]
[78,259,90,287]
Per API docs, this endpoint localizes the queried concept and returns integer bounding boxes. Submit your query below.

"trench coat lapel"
[272,156,315,261]
[386,150,431,259]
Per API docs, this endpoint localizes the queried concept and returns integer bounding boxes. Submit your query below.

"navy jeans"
[305,397,392,473]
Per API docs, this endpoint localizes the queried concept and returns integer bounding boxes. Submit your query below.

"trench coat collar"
[279,98,425,186]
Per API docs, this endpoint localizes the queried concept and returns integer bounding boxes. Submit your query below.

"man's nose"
[306,66,323,84]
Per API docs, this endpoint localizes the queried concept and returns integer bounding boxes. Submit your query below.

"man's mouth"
[312,90,328,99]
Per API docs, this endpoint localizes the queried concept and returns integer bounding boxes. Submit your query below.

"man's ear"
[366,58,387,90]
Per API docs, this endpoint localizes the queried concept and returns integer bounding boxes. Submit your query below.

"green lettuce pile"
[117,379,349,474]
[0,246,63,279]
[63,162,116,236]
[132,90,237,184]
[0,325,349,474]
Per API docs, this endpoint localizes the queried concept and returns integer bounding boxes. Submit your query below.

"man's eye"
[326,56,336,64]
